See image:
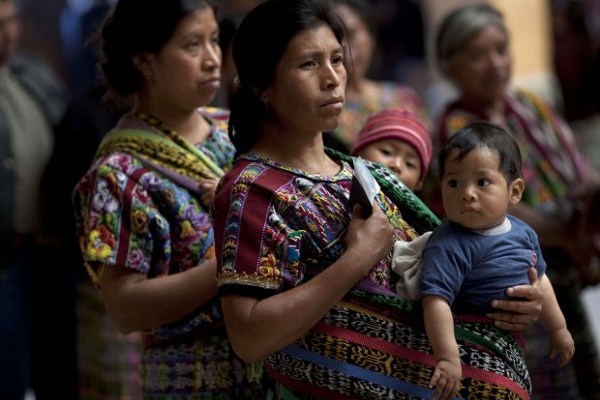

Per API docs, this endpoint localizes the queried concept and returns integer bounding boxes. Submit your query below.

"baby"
[420,122,575,399]
[351,108,432,193]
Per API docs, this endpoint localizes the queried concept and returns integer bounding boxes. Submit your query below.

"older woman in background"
[432,4,600,398]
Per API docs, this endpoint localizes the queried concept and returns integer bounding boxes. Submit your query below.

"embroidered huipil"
[74,107,265,398]
[211,154,532,400]
[213,154,416,300]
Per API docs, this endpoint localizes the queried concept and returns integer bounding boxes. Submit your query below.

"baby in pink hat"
[351,108,432,192]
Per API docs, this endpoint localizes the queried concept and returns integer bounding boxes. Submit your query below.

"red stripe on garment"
[115,168,147,266]
[232,165,296,274]
[311,321,530,400]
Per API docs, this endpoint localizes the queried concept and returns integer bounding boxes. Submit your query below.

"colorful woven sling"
[95,112,224,193]
[325,147,440,234]
[266,149,531,400]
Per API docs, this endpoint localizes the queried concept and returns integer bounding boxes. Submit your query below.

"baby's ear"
[509,178,525,204]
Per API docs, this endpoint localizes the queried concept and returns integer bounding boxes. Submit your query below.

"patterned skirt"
[77,281,143,400]
[265,290,531,399]
[141,326,265,399]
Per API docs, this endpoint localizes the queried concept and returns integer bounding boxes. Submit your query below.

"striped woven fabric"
[265,289,531,400]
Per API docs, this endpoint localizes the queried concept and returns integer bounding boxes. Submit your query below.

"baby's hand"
[548,327,575,367]
[429,358,461,400]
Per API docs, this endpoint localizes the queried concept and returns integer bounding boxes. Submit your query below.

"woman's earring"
[260,91,269,111]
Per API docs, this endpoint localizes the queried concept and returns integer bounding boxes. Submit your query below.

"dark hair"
[228,0,347,156]
[438,122,522,184]
[332,0,377,37]
[100,0,216,98]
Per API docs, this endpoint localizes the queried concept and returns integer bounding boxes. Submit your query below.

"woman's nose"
[323,64,341,89]
[202,45,221,70]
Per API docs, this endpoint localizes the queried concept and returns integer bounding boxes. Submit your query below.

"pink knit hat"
[351,108,432,180]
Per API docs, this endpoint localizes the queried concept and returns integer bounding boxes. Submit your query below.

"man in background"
[0,0,70,398]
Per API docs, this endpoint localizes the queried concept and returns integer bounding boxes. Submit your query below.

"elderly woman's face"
[447,24,511,106]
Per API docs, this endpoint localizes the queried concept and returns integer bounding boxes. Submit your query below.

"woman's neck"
[134,99,209,144]
[252,125,340,175]
[461,96,507,125]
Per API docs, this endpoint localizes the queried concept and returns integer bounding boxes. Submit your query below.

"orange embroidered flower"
[131,209,148,233]
[86,228,116,260]
[258,254,280,278]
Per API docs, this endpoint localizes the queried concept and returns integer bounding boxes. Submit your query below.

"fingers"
[492,320,528,331]
[429,369,452,400]
[486,310,532,331]
[428,369,441,389]
[429,363,461,400]
[558,353,567,367]
[558,343,575,367]
[487,306,531,322]
[527,266,539,286]
[504,267,541,299]
[438,381,460,400]
[431,378,460,400]
[559,346,575,367]
[489,275,543,332]
[549,334,575,367]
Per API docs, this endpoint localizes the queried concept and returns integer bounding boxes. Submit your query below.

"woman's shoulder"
[217,157,273,197]
[509,88,557,115]
[75,153,148,201]
[436,104,479,144]
[376,81,423,107]
[89,153,147,181]
[199,106,230,131]
[377,80,418,95]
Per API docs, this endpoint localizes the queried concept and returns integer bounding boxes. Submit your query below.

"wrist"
[546,324,568,335]
[435,347,460,362]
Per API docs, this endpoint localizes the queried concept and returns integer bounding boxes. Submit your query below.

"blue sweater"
[420,215,545,314]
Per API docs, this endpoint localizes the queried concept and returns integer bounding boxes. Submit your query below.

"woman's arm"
[98,258,218,333]
[221,204,395,363]
[487,267,543,330]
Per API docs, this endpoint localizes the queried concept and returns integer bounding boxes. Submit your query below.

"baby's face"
[441,147,520,230]
[358,138,423,191]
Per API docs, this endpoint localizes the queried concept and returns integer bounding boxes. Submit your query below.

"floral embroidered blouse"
[74,107,234,346]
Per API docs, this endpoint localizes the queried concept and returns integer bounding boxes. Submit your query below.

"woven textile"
[266,290,531,400]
